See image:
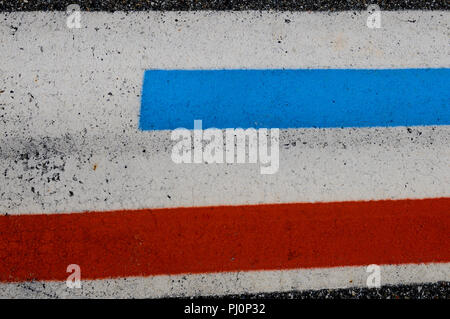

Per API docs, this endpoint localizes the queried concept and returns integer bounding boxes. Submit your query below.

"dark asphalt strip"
[0,0,448,11]
[197,282,449,299]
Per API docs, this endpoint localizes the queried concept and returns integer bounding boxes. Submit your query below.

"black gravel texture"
[196,282,450,299]
[0,0,448,11]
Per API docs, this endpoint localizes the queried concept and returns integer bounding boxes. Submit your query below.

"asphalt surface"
[204,282,450,299]
[0,0,448,11]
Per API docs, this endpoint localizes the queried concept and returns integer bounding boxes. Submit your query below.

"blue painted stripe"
[139,69,449,130]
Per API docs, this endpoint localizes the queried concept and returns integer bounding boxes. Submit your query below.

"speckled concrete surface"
[0,10,449,298]
[0,0,448,11]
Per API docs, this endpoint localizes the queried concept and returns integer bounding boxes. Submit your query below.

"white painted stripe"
[1,126,449,215]
[1,11,449,74]
[1,11,448,297]
[0,11,449,215]
[1,263,448,298]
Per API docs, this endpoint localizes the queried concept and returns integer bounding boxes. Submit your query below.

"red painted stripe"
[0,198,449,282]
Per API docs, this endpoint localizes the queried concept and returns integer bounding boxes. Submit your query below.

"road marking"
[1,11,449,295]
[1,198,449,282]
[140,68,450,130]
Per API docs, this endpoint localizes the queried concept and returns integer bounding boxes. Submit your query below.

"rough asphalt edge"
[192,282,449,299]
[0,0,448,11]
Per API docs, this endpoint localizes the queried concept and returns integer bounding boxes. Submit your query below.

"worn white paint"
[1,263,449,298]
[0,11,448,296]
